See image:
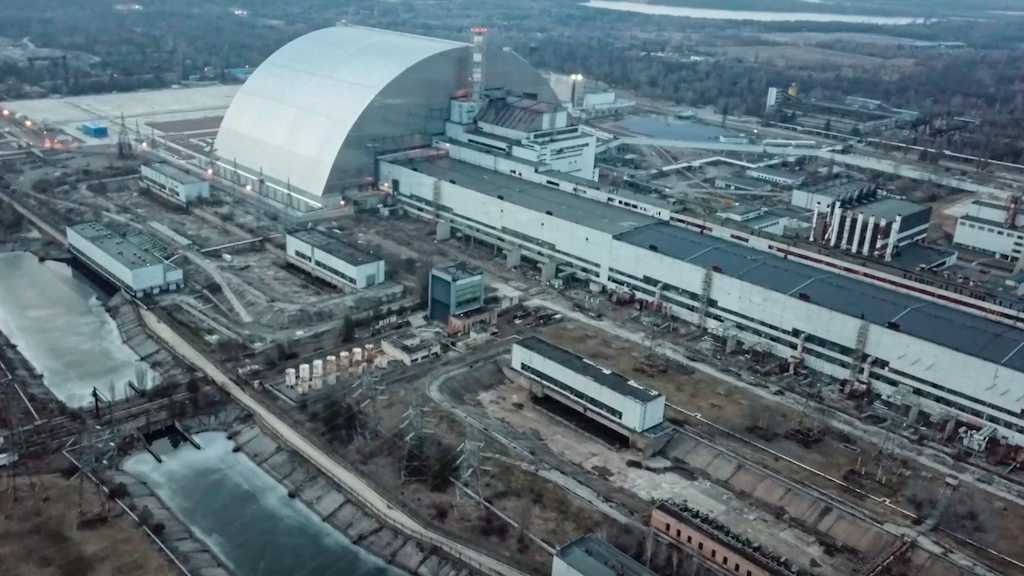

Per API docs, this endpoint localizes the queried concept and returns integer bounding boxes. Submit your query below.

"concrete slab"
[704,453,741,482]
[411,552,440,576]
[346,509,382,542]
[361,527,406,560]
[389,541,425,569]
[263,450,298,480]
[312,490,348,519]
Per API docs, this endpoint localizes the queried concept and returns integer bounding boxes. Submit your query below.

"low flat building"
[714,176,771,193]
[652,502,798,576]
[745,167,804,188]
[429,262,485,322]
[552,534,656,576]
[447,306,498,336]
[286,229,385,289]
[66,222,183,296]
[809,197,931,261]
[140,162,210,206]
[511,336,665,435]
[381,332,440,366]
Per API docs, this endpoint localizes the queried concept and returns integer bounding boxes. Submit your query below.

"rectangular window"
[711,550,716,559]
[698,542,703,551]
[722,556,728,565]
[686,535,692,544]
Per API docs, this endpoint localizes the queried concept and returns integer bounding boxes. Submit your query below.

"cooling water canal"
[0,252,138,407]
[123,432,402,576]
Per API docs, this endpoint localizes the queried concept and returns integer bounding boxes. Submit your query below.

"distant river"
[0,252,138,406]
[123,432,402,576]
[584,1,925,24]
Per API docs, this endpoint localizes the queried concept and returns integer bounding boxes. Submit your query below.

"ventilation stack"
[470,26,488,103]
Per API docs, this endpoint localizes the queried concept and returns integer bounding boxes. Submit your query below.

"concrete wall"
[67,227,177,294]
[141,164,210,205]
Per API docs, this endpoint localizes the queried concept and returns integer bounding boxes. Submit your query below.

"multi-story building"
[66,222,183,296]
[428,262,485,322]
[380,152,1024,446]
[511,337,665,436]
[745,167,805,188]
[140,162,210,206]
[651,502,798,576]
[285,229,385,289]
[953,199,1024,264]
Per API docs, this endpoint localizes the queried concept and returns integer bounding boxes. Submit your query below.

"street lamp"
[569,73,584,109]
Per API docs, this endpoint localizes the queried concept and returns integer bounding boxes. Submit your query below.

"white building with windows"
[380,152,1024,447]
[511,337,665,434]
[953,200,1024,263]
[285,229,385,289]
[140,162,210,206]
[67,222,183,296]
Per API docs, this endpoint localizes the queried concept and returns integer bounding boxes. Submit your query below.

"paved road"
[139,308,531,576]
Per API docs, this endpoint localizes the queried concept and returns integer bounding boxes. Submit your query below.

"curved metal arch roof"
[214,26,467,198]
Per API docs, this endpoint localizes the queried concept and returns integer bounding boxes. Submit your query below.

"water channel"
[123,432,402,576]
[0,252,138,407]
[584,0,925,25]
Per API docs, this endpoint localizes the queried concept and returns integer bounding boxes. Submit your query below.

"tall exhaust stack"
[470,26,488,102]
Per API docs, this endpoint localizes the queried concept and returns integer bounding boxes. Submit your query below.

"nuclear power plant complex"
[4,19,1024,576]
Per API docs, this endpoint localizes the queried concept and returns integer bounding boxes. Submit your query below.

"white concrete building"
[953,200,1024,263]
[512,337,665,434]
[552,535,656,576]
[380,153,1024,446]
[140,162,210,206]
[791,180,873,211]
[285,229,385,289]
[444,94,598,181]
[67,222,183,296]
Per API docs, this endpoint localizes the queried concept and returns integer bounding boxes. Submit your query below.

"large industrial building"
[285,229,385,289]
[511,337,666,436]
[212,24,556,210]
[209,23,1024,447]
[67,222,183,296]
[953,198,1024,264]
[381,151,1024,445]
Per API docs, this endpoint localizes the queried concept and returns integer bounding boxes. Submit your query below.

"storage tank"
[364,343,375,361]
[339,351,351,368]
[325,355,337,374]
[299,363,311,385]
[353,347,364,363]
[285,367,297,388]
[312,359,324,390]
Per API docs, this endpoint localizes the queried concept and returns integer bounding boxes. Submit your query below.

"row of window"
[314,258,357,286]
[518,362,624,421]
[960,220,1024,241]
[661,522,756,576]
[609,270,1024,437]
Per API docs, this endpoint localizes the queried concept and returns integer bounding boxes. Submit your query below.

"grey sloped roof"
[617,223,1024,371]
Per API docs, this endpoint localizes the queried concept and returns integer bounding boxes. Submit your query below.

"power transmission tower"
[399,397,434,484]
[454,432,487,505]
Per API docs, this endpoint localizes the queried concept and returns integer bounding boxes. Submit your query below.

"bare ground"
[0,474,176,576]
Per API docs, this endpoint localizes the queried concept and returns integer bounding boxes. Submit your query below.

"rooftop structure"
[553,535,656,576]
[853,198,928,221]
[285,228,385,289]
[214,25,556,205]
[791,179,873,210]
[617,223,1024,373]
[517,337,660,402]
[397,156,655,235]
[66,222,183,296]
[141,162,210,206]
[653,502,799,576]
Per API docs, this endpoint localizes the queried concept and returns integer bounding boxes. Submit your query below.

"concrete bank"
[229,423,476,576]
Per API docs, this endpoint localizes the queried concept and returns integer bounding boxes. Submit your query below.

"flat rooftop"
[616,223,1024,372]
[851,198,928,220]
[517,336,662,402]
[69,222,172,270]
[556,535,657,576]
[433,261,482,281]
[747,167,804,180]
[144,162,202,185]
[961,214,1020,232]
[800,180,868,199]
[395,156,656,235]
[890,243,956,270]
[288,229,381,266]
